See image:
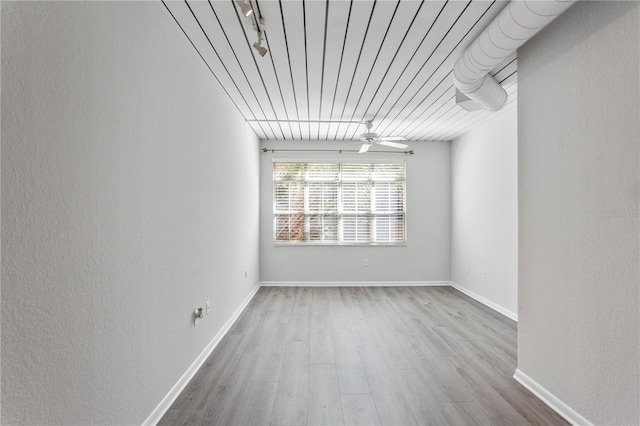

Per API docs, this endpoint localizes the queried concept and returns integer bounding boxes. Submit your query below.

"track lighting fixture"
[235,0,253,17]
[251,17,268,57]
[253,31,268,57]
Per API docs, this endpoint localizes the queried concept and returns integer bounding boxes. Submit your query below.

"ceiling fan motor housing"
[360,132,378,141]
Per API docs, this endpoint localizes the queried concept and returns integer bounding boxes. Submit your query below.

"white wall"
[1,2,260,424]
[260,140,451,283]
[518,1,639,424]
[451,107,518,319]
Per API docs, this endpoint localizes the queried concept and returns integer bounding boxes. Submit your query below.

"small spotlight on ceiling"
[253,29,268,57]
[235,0,253,17]
[253,41,268,57]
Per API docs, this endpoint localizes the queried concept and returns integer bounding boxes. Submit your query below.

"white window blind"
[273,162,406,245]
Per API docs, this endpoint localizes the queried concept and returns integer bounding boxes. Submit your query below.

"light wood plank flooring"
[159,286,567,425]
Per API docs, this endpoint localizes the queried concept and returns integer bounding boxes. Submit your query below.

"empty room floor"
[159,286,567,425]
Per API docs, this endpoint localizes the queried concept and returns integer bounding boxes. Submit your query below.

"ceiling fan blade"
[379,136,406,141]
[379,140,409,149]
[359,143,372,153]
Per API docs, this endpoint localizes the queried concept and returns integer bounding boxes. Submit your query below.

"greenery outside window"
[273,161,406,245]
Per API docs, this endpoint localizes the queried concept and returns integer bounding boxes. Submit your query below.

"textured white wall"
[1,2,260,424]
[451,107,518,319]
[259,140,451,283]
[518,1,639,424]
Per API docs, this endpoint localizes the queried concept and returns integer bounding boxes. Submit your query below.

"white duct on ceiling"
[454,0,576,112]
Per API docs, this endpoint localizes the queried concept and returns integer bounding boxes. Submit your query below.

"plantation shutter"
[273,161,405,245]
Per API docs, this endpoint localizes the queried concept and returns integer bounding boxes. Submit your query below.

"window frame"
[272,159,407,246]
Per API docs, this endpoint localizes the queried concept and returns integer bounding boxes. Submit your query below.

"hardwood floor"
[159,286,567,426]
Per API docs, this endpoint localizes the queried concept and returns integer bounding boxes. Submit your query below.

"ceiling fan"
[357,121,408,153]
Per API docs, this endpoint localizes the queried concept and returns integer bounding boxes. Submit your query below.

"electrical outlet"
[206,301,210,315]
[244,270,247,279]
[194,307,204,326]
[363,258,369,267]
[481,270,486,279]
[465,264,470,273]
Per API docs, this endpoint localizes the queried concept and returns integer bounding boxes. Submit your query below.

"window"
[273,161,406,245]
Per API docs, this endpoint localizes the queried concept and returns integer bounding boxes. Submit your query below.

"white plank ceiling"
[163,0,517,141]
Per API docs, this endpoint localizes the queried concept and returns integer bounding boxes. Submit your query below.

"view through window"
[273,161,406,245]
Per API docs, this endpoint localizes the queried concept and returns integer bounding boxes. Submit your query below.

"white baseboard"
[449,281,518,322]
[513,369,592,426]
[142,283,261,426]
[259,281,450,287]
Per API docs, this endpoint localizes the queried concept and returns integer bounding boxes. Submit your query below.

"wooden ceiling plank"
[336,0,403,140]
[162,2,252,119]
[376,1,505,137]
[385,66,455,137]
[303,0,328,139]
[326,1,375,140]
[405,95,457,140]
[318,0,352,137]
[400,79,454,139]
[261,0,305,139]
[203,0,287,138]
[340,0,404,136]
[165,1,274,138]
[345,0,446,140]
[420,100,470,140]
[432,109,485,140]
[343,0,428,141]
[165,0,518,141]
[186,0,280,138]
[279,0,310,139]
[327,0,382,139]
[247,121,268,140]
[254,0,299,139]
[368,1,470,136]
